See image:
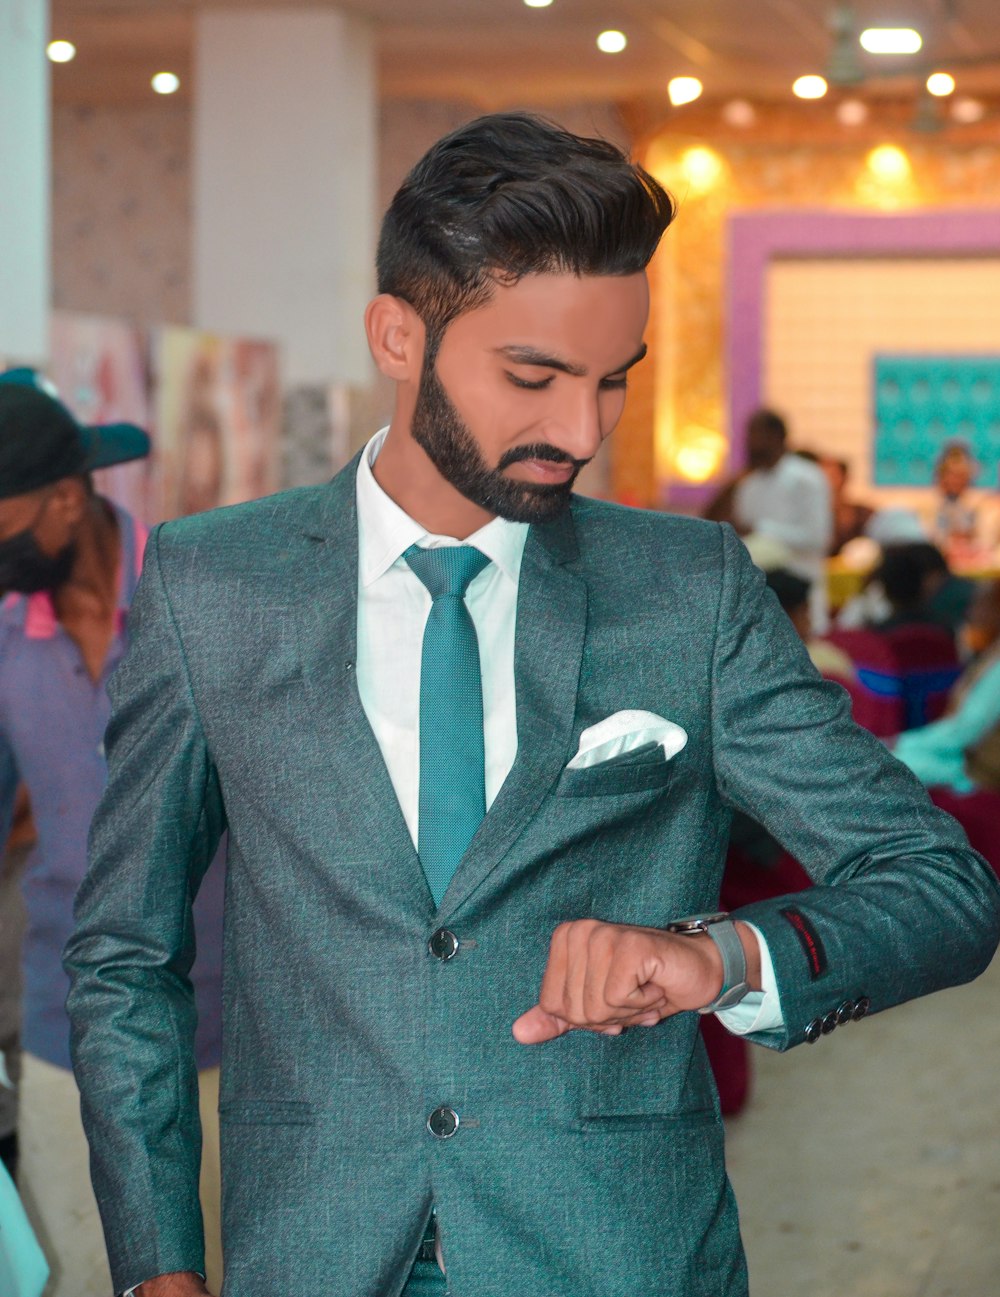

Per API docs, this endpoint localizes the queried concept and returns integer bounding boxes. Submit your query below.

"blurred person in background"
[893,578,1000,792]
[872,543,973,636]
[734,408,832,630]
[0,373,225,1297]
[932,439,980,556]
[0,789,34,1185]
[821,457,872,556]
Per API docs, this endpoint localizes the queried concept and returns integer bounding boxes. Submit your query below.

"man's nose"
[544,389,604,462]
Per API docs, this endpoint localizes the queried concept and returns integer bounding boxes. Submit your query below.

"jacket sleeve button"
[804,1018,823,1044]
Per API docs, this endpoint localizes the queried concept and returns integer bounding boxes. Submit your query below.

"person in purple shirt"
[0,372,224,1297]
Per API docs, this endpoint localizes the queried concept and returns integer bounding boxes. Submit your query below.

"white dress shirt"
[355,430,782,1035]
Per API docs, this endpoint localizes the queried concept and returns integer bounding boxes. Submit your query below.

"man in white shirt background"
[734,408,833,631]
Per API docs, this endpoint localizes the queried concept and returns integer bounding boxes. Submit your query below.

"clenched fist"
[512,918,761,1044]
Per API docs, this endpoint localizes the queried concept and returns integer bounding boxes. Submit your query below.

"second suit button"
[427,1106,460,1139]
[821,1011,838,1035]
[836,1000,856,1025]
[429,928,460,961]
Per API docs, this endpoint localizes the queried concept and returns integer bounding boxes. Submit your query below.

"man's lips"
[509,458,576,484]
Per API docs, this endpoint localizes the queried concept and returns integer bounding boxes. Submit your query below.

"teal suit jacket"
[65,454,1000,1296]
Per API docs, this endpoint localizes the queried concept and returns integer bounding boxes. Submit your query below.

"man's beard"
[410,356,589,524]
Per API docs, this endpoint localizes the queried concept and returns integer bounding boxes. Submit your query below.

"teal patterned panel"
[874,355,1000,486]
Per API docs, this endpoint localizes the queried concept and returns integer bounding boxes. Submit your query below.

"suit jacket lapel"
[438,506,587,920]
[293,456,434,918]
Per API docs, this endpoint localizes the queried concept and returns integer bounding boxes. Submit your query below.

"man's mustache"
[498,444,592,472]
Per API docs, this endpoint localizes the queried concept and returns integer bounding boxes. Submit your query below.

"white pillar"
[193,8,376,387]
[0,0,50,364]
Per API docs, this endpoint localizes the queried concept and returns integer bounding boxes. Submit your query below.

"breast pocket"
[555,741,677,798]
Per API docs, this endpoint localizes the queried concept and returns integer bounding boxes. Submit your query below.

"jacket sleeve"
[710,524,1000,1051]
[64,523,226,1293]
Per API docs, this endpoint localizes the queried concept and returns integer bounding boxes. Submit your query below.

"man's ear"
[365,294,425,382]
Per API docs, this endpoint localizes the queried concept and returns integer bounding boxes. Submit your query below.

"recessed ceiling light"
[859,28,922,55]
[47,40,76,64]
[596,30,627,54]
[151,71,181,95]
[523,0,553,8]
[668,76,703,107]
[721,99,756,128]
[793,75,828,100]
[837,99,868,126]
[926,72,956,97]
[951,97,985,124]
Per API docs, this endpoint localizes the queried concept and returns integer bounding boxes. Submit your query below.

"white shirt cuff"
[713,922,784,1035]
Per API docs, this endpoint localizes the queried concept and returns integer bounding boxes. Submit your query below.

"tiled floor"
[724,953,1000,1297]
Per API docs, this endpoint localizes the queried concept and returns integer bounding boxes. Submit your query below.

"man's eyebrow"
[494,342,648,378]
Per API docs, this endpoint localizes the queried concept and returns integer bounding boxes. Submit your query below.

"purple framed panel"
[725,207,1000,482]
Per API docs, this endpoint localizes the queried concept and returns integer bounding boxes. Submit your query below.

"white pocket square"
[567,709,688,770]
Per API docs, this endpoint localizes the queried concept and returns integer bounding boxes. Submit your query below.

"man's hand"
[134,1273,212,1296]
[512,919,762,1044]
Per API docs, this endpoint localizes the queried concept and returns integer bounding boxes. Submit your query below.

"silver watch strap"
[696,919,750,1014]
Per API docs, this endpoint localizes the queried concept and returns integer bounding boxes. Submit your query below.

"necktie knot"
[405,544,491,600]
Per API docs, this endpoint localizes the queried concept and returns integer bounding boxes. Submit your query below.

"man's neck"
[372,423,496,540]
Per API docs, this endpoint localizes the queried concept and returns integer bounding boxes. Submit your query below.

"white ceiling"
[50,0,1000,108]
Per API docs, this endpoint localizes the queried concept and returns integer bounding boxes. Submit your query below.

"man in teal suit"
[65,115,1000,1297]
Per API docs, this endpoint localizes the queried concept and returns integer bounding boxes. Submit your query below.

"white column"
[0,0,50,364]
[193,8,376,387]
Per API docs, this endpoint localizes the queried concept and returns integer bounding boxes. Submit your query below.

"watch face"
[667,911,729,933]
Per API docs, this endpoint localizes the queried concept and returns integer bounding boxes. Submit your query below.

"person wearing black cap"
[0,372,225,1297]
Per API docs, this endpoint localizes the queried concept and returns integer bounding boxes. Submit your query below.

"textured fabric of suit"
[65,455,1000,1296]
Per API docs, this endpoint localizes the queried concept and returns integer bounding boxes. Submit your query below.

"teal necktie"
[405,544,492,906]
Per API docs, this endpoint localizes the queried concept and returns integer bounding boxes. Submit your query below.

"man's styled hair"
[377,112,675,346]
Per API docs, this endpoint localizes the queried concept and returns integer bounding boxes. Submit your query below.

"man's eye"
[505,372,553,391]
[600,376,628,391]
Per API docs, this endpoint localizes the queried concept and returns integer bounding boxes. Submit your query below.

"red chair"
[929,786,1000,878]
[883,624,961,727]
[823,629,906,737]
[702,845,812,1116]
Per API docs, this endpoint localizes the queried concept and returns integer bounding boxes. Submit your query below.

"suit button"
[427,1106,460,1139]
[852,996,871,1021]
[821,1011,838,1035]
[836,1000,856,1025]
[428,928,460,961]
[804,1018,823,1044]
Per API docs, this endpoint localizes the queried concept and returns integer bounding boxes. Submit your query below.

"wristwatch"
[666,912,751,1014]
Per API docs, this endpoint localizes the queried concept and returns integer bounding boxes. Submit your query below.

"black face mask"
[0,502,76,594]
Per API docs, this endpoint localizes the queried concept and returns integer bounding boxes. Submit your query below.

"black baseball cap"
[0,368,151,501]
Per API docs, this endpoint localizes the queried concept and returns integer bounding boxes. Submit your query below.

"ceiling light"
[837,99,868,126]
[926,72,956,97]
[596,30,627,54]
[721,99,756,128]
[523,0,553,7]
[859,28,922,55]
[793,75,828,100]
[151,71,181,95]
[46,40,76,64]
[668,77,703,107]
[867,144,911,182]
[951,97,985,124]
